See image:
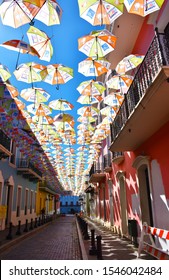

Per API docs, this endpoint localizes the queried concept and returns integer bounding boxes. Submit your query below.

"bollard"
[89,229,97,255]
[16,220,22,235]
[96,235,103,260]
[23,219,29,232]
[29,218,34,230]
[6,222,13,240]
[34,218,38,228]
[38,217,41,226]
[83,221,90,240]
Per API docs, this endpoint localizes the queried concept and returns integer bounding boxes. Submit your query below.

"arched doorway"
[132,156,154,226]
[116,171,128,235]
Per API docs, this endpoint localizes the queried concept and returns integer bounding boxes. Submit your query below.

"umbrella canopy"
[78,29,117,58]
[77,95,102,104]
[115,54,144,74]
[53,113,74,124]
[40,64,73,87]
[104,92,124,107]
[27,0,63,26]
[0,39,40,57]
[14,62,45,85]
[0,82,19,99]
[0,0,32,28]
[27,26,53,62]
[100,105,117,117]
[78,0,124,25]
[20,87,50,103]
[49,99,74,111]
[77,79,106,96]
[27,103,52,115]
[124,0,164,17]
[106,74,133,94]
[77,106,99,117]
[0,64,11,82]
[78,57,111,77]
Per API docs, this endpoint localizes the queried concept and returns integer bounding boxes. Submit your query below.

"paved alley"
[0,216,81,260]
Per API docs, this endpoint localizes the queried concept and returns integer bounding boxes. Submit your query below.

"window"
[34,192,37,213]
[16,187,22,217]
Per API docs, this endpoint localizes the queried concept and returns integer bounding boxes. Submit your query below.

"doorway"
[5,185,13,226]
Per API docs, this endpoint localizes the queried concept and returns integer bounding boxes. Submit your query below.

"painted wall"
[60,195,80,214]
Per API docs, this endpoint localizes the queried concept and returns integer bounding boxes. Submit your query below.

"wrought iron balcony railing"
[103,153,112,169]
[110,30,169,142]
[17,159,42,178]
[0,129,11,151]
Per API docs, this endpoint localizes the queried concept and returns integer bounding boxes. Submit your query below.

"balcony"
[89,163,106,183]
[103,153,112,172]
[110,30,169,151]
[39,181,58,195]
[17,159,42,182]
[0,130,11,160]
[112,151,124,165]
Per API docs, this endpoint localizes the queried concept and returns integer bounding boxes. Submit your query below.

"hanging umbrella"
[14,62,45,86]
[0,64,11,82]
[78,0,124,25]
[0,39,40,57]
[77,115,96,123]
[53,113,74,124]
[115,54,144,74]
[0,82,19,99]
[20,87,50,103]
[100,105,117,117]
[77,95,102,104]
[26,0,63,26]
[77,106,99,117]
[49,99,74,111]
[78,57,110,77]
[0,0,32,28]
[124,0,164,17]
[77,79,106,96]
[27,26,53,62]
[106,74,133,94]
[78,29,117,58]
[27,103,52,115]
[104,92,124,107]
[40,64,73,89]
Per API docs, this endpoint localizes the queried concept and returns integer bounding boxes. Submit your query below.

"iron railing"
[110,31,169,142]
[0,129,11,150]
[17,159,42,178]
[112,151,124,160]
[103,153,112,169]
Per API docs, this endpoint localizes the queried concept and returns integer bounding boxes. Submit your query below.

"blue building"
[60,195,81,214]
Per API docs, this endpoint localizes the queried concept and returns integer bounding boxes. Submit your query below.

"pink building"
[89,0,169,253]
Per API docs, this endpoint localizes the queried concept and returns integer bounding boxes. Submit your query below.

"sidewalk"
[79,217,156,260]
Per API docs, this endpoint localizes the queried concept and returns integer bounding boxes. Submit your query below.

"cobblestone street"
[0,216,82,260]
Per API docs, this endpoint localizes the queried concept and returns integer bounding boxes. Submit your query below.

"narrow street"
[0,216,81,260]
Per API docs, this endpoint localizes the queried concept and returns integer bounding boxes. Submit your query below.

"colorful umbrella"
[20,87,50,103]
[100,105,117,117]
[27,0,63,26]
[77,115,96,123]
[124,0,164,17]
[77,95,102,104]
[27,103,52,115]
[49,99,74,111]
[78,57,110,77]
[0,82,19,99]
[77,79,106,96]
[27,26,53,62]
[0,0,32,28]
[115,54,144,74]
[53,113,74,124]
[103,92,124,107]
[40,64,73,88]
[78,29,117,58]
[14,62,45,85]
[0,39,40,57]
[0,64,11,82]
[77,106,99,117]
[78,0,124,25]
[106,74,133,94]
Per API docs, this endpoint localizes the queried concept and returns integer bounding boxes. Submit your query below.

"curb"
[76,219,88,260]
